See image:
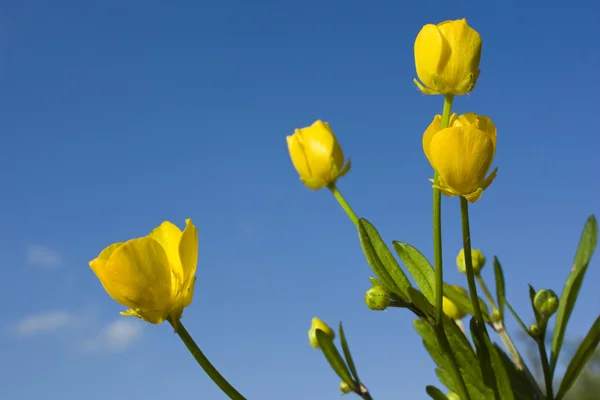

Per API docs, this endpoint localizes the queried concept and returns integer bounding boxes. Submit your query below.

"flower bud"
[534,289,559,316]
[442,286,468,320]
[447,392,461,400]
[286,120,351,190]
[529,324,540,337]
[491,309,502,322]
[339,382,353,394]
[414,19,482,95]
[456,248,486,274]
[308,317,335,349]
[423,113,497,203]
[365,285,391,311]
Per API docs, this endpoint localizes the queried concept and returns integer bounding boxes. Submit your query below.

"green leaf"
[493,257,506,320]
[358,219,411,301]
[443,284,491,322]
[338,322,360,386]
[504,300,530,337]
[551,215,598,373]
[528,284,540,324]
[393,241,436,304]
[556,315,600,400]
[469,318,499,398]
[493,344,544,400]
[414,318,493,399]
[426,385,449,400]
[315,329,355,388]
[408,287,434,320]
[369,276,381,286]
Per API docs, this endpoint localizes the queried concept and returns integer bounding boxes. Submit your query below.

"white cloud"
[78,319,142,353]
[26,245,62,268]
[13,311,72,336]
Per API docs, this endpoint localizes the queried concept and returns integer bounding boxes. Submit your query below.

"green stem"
[328,184,359,226]
[537,335,554,399]
[459,197,485,327]
[431,95,471,400]
[476,276,499,313]
[171,320,247,400]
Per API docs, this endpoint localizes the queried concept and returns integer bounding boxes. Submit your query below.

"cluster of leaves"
[315,216,598,400]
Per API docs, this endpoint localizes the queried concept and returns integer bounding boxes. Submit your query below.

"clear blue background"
[1,0,599,399]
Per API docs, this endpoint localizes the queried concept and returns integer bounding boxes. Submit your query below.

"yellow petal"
[178,218,198,294]
[430,126,495,196]
[286,132,312,178]
[414,24,444,91]
[437,19,482,92]
[300,176,328,190]
[422,115,443,165]
[102,237,173,316]
[148,221,184,286]
[302,121,336,179]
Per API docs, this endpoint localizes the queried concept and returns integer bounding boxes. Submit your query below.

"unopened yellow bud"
[414,19,482,95]
[365,285,391,311]
[339,381,353,394]
[286,120,351,190]
[456,248,486,274]
[534,289,559,316]
[443,286,468,320]
[529,324,540,337]
[308,317,335,349]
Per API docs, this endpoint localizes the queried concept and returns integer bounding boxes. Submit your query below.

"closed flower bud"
[443,286,468,320]
[287,120,351,190]
[424,113,497,202]
[339,382,353,394]
[456,248,486,274]
[365,285,391,311]
[308,317,335,349]
[414,19,482,95]
[491,310,502,322]
[529,324,540,337]
[89,219,198,327]
[534,289,559,316]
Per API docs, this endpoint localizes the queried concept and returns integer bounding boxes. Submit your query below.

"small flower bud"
[491,309,502,322]
[365,285,391,311]
[339,381,353,394]
[447,392,461,400]
[308,317,335,349]
[529,324,540,337]
[442,286,468,320]
[533,289,559,316]
[456,248,486,274]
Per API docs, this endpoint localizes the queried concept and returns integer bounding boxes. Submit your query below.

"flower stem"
[328,184,359,226]
[431,95,471,400]
[536,321,554,399]
[459,197,485,327]
[171,320,247,400]
[476,276,498,313]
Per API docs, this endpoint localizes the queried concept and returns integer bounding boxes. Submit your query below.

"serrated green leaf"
[556,315,600,400]
[426,385,449,400]
[469,318,499,398]
[338,322,360,386]
[493,257,506,320]
[551,215,598,374]
[315,329,355,388]
[408,287,434,320]
[443,283,491,322]
[393,241,436,304]
[358,219,411,301]
[414,318,493,399]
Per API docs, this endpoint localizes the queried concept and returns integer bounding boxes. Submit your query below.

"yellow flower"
[423,112,498,202]
[89,219,198,327]
[443,286,468,320]
[287,120,351,190]
[308,317,335,349]
[414,19,482,95]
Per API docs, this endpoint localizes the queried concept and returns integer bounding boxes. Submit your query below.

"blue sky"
[1,0,599,399]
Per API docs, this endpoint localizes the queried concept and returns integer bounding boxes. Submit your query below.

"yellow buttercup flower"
[287,120,351,190]
[414,19,482,95]
[308,317,335,349]
[423,112,498,202]
[443,286,468,320]
[89,219,198,327]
